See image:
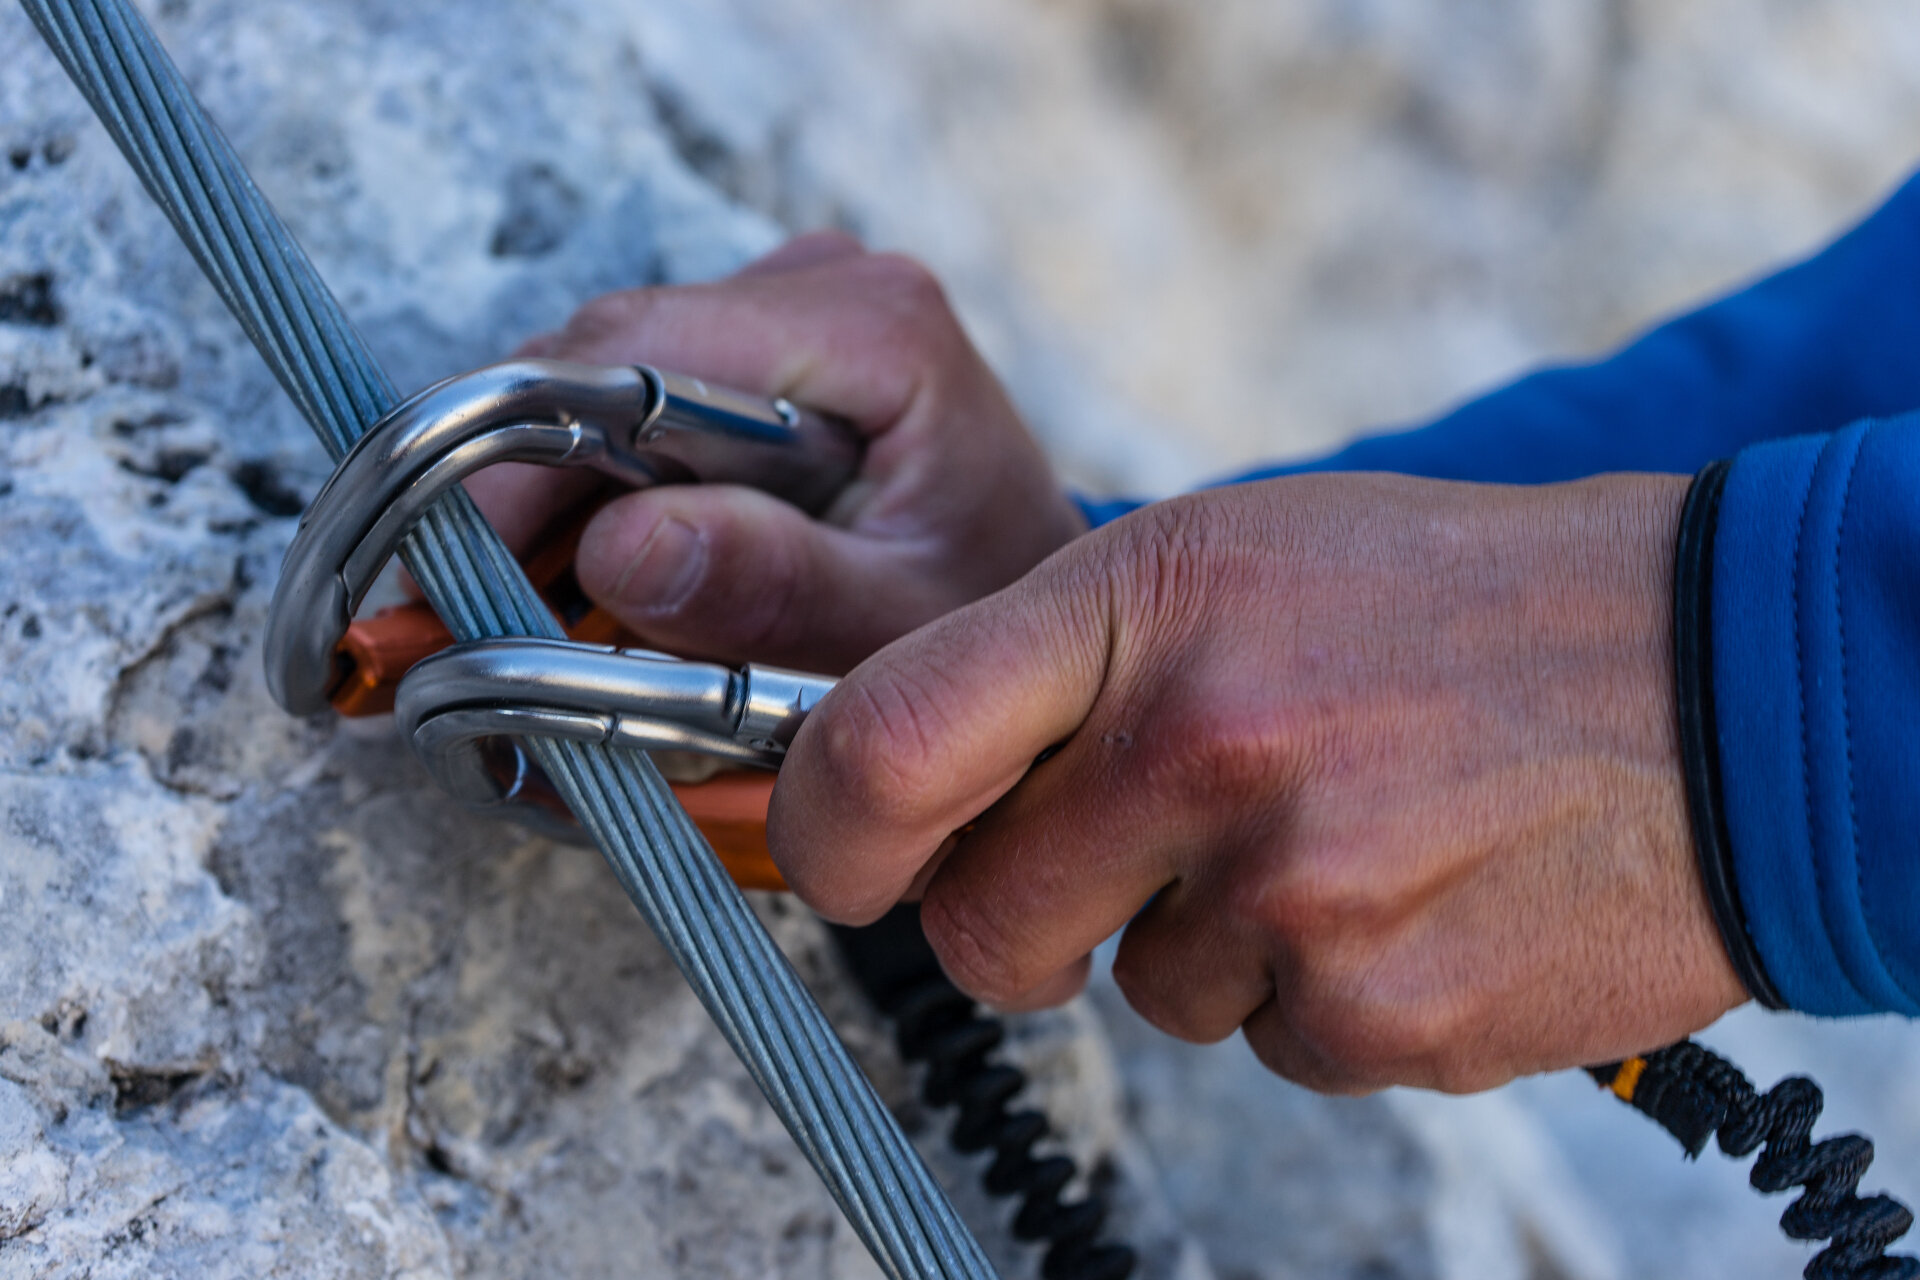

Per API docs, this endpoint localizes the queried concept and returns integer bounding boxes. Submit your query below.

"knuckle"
[724,586,805,659]
[1109,946,1220,1044]
[795,874,891,927]
[800,686,894,821]
[1421,1057,1506,1096]
[1281,1000,1394,1088]
[1283,968,1475,1091]
[805,668,950,829]
[563,289,650,339]
[1245,1029,1379,1096]
[1248,835,1408,951]
[865,252,948,311]
[697,523,808,653]
[920,887,1026,1004]
[1251,863,1344,948]
[791,228,865,258]
[1094,496,1327,807]
[859,253,962,353]
[1110,499,1220,629]
[1132,699,1289,815]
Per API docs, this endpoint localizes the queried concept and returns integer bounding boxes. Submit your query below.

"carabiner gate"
[264,357,858,716]
[262,358,852,860]
[394,636,833,821]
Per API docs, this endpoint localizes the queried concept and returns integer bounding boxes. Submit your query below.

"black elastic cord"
[1674,459,1786,1009]
[1590,1042,1918,1279]
[831,907,1138,1280]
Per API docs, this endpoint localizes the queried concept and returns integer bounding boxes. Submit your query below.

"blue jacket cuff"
[1714,416,1920,1016]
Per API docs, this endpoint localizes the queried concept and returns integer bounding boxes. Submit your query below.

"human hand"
[769,472,1749,1094]
[466,233,1086,673]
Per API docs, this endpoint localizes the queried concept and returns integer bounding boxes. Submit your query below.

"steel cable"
[20,2,994,1274]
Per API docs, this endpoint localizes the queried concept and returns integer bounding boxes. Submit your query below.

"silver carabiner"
[264,358,860,715]
[393,637,833,835]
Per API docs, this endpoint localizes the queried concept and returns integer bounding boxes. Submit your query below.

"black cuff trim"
[1674,459,1786,1010]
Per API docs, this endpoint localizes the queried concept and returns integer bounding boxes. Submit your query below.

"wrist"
[1672,459,1785,1009]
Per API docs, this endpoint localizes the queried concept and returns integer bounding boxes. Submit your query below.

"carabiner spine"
[268,359,848,891]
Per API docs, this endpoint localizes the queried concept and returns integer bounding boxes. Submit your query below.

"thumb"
[768,558,1112,923]
[575,483,952,673]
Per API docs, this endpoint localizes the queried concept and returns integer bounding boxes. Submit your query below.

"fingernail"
[610,517,705,612]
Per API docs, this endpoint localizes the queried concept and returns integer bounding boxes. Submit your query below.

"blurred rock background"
[5,1,1920,1278]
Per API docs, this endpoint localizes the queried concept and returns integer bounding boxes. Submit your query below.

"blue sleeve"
[1079,169,1920,521]
[1713,416,1920,1016]
[1074,169,1920,1018]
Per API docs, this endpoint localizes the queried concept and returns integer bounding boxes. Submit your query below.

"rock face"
[0,3,1209,1277]
[6,2,1920,1279]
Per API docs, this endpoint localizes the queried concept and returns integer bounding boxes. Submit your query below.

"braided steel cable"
[19,2,994,1274]
[1593,1042,1918,1280]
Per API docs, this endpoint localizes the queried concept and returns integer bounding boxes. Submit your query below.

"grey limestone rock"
[8,2,1920,1279]
[0,2,1197,1276]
